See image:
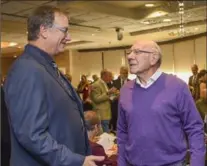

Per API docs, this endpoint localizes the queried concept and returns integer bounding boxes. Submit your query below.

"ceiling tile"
[23,1,50,5]
[66,8,89,17]
[1,1,34,14]
[81,16,124,26]
[16,8,35,17]
[2,15,26,23]
[72,12,109,21]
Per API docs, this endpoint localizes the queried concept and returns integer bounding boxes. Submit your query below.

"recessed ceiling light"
[92,34,95,36]
[163,19,171,22]
[13,55,17,58]
[145,4,154,7]
[147,11,168,18]
[179,3,184,7]
[194,27,199,30]
[141,21,150,24]
[9,42,18,47]
[179,11,184,14]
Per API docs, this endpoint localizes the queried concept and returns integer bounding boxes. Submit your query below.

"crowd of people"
[75,66,128,133]
[188,64,207,122]
[1,5,207,166]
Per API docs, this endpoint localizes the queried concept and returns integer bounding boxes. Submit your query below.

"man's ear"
[150,53,160,66]
[39,25,48,39]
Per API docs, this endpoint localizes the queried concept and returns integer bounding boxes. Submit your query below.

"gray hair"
[152,42,162,67]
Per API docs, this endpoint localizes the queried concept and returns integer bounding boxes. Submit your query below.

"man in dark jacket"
[3,5,103,166]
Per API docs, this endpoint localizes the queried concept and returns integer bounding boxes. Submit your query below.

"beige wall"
[54,50,70,75]
[71,35,206,86]
[1,35,206,86]
[1,50,70,78]
[70,51,102,86]
[1,57,16,77]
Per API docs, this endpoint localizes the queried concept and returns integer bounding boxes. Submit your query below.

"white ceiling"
[1,0,207,57]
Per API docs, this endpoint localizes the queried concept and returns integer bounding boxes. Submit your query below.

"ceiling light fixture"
[147,11,168,18]
[141,21,150,24]
[163,19,171,22]
[145,4,154,7]
[178,1,185,37]
[9,42,18,47]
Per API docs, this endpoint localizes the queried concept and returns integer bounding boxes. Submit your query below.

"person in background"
[92,74,99,83]
[106,71,119,132]
[107,71,114,89]
[117,40,205,166]
[77,75,90,102]
[188,64,200,100]
[77,75,93,112]
[3,5,104,166]
[90,69,117,133]
[109,66,129,131]
[198,69,207,99]
[196,69,207,120]
[84,110,117,166]
[113,66,129,90]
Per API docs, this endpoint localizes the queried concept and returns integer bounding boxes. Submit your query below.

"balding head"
[127,40,162,76]
[191,64,198,75]
[92,74,99,82]
[120,66,128,79]
[133,40,162,67]
[100,69,111,83]
[84,111,101,131]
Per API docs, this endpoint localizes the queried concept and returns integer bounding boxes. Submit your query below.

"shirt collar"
[25,44,55,65]
[136,69,162,88]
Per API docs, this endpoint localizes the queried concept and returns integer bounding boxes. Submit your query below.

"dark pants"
[110,99,118,131]
[101,120,110,133]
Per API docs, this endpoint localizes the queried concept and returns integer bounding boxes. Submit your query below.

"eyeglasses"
[52,24,69,35]
[126,49,153,55]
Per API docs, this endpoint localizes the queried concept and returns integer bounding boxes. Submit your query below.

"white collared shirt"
[136,69,162,89]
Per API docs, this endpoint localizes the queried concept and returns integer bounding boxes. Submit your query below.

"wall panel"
[103,50,125,78]
[195,36,207,69]
[160,44,174,73]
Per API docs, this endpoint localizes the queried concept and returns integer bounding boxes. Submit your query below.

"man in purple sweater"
[117,40,205,166]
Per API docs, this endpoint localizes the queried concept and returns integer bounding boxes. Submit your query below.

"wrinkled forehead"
[131,40,158,52]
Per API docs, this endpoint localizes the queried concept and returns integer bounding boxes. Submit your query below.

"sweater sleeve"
[117,101,128,166]
[177,83,206,166]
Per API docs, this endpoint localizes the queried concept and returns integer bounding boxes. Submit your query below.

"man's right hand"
[108,87,117,95]
[83,155,105,166]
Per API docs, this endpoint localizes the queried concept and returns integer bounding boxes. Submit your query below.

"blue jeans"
[101,120,110,133]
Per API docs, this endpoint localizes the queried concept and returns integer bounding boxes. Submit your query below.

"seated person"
[84,111,117,166]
